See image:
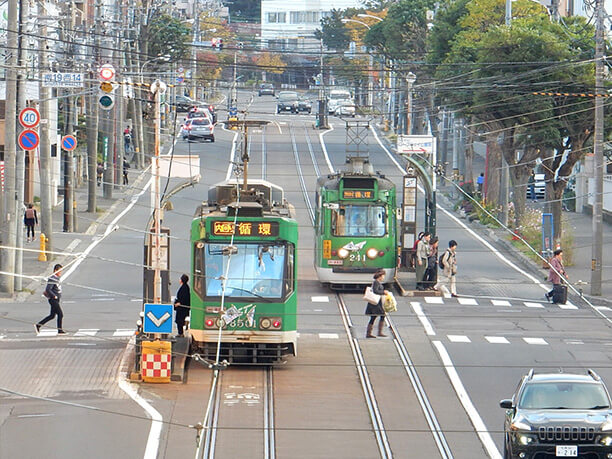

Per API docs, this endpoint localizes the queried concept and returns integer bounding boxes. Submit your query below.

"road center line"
[318,124,335,173]
[410,302,436,336]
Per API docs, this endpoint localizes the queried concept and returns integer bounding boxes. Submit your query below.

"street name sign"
[42,72,84,88]
[19,107,40,128]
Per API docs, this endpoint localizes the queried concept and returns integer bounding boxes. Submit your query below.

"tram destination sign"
[42,72,84,88]
[212,221,279,237]
[342,190,373,199]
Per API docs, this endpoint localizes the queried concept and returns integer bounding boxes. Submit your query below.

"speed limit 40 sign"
[19,108,40,129]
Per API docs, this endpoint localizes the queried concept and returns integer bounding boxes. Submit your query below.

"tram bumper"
[316,266,395,285]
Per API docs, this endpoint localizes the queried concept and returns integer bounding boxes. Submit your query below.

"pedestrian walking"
[545,249,568,303]
[97,162,103,187]
[122,159,130,186]
[174,274,191,336]
[528,170,536,202]
[477,173,484,196]
[435,240,458,298]
[36,264,66,334]
[423,237,439,290]
[415,232,431,290]
[24,203,38,242]
[365,269,388,338]
[124,126,132,153]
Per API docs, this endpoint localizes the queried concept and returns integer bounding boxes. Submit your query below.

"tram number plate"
[556,446,577,457]
[327,259,343,265]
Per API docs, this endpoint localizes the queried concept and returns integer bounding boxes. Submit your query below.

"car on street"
[258,83,275,96]
[335,100,356,117]
[500,369,612,459]
[298,97,312,114]
[181,117,215,142]
[186,106,213,122]
[276,91,299,114]
[175,95,197,112]
[327,89,352,114]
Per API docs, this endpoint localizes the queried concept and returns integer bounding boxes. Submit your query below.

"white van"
[327,89,352,114]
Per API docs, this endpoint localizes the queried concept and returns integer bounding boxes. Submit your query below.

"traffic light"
[98,64,115,110]
[218,38,223,50]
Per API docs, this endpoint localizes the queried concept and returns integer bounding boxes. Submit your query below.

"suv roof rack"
[588,369,601,381]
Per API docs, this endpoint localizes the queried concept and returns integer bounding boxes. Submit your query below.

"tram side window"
[331,205,386,237]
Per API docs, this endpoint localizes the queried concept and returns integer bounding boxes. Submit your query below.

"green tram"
[315,157,398,288]
[190,179,298,364]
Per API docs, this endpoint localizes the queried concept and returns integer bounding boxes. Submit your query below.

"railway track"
[290,122,453,458]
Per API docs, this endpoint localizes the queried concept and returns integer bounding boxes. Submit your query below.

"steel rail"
[264,367,276,459]
[386,315,454,458]
[290,122,391,457]
[302,123,321,178]
[194,368,222,459]
[261,125,267,180]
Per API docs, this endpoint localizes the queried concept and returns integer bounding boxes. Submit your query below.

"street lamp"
[341,19,373,109]
[357,13,384,22]
[341,18,371,29]
[140,54,171,77]
[406,72,416,135]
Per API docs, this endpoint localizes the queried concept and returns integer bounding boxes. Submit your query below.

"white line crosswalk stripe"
[424,297,444,304]
[319,333,339,339]
[485,336,510,344]
[75,329,99,337]
[457,298,478,306]
[113,329,135,337]
[523,302,545,308]
[523,337,548,345]
[447,335,471,343]
[491,300,511,307]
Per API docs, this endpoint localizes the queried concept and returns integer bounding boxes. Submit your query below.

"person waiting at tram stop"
[415,232,431,290]
[174,274,191,337]
[423,236,439,290]
[365,269,389,338]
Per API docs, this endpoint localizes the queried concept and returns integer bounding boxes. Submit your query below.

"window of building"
[267,12,286,23]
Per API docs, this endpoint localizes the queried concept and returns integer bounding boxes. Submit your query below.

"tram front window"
[204,243,287,299]
[331,205,386,237]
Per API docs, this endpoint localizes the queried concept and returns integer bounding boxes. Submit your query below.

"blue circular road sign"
[18,129,40,151]
[61,135,77,151]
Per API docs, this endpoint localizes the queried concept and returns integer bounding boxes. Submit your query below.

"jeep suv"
[500,369,612,459]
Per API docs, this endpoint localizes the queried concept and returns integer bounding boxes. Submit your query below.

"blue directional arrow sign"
[143,303,173,334]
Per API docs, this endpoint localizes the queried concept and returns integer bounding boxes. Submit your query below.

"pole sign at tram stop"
[143,303,173,334]
[401,169,418,270]
[542,213,554,260]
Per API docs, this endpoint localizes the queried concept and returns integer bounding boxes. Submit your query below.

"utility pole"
[151,79,166,303]
[191,0,199,99]
[61,6,75,232]
[591,0,604,296]
[114,0,124,191]
[317,39,327,129]
[0,0,19,293]
[14,0,29,291]
[38,8,53,259]
[86,6,100,213]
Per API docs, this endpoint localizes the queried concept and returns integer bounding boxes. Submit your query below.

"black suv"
[500,369,612,459]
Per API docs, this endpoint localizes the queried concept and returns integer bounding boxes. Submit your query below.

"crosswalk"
[421,296,578,309]
[443,334,604,346]
[0,328,136,340]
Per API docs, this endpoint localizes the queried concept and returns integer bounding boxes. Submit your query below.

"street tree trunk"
[485,134,501,206]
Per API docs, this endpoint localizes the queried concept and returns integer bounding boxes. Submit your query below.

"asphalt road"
[1,89,611,458]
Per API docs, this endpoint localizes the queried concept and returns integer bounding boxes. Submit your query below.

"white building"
[260,0,364,50]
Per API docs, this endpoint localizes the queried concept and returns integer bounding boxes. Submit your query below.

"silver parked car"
[181,117,215,142]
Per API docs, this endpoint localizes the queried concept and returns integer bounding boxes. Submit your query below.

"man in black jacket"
[36,264,66,334]
[174,274,191,336]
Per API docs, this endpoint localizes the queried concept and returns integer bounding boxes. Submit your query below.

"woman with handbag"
[365,269,389,338]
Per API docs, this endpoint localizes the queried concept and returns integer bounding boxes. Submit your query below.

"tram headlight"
[366,248,379,259]
[337,248,349,259]
[260,318,272,329]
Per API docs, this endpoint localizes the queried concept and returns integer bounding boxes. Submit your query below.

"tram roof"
[316,172,395,191]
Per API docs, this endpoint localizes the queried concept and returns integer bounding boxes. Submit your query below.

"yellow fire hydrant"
[38,233,48,262]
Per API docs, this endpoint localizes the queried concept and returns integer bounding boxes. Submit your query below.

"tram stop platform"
[394,271,442,298]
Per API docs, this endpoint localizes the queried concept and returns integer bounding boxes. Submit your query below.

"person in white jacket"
[435,240,458,298]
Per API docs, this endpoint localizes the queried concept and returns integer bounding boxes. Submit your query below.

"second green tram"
[314,157,398,287]
[190,179,298,364]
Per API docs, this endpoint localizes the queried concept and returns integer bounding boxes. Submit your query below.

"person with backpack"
[415,232,431,290]
[24,203,38,242]
[36,264,66,334]
[435,240,458,298]
[423,237,439,290]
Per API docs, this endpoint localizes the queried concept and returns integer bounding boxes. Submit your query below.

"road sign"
[61,135,77,151]
[19,107,40,128]
[42,72,84,88]
[143,303,173,334]
[18,129,40,151]
[98,64,115,81]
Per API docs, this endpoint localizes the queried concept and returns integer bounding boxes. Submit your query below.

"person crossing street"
[435,240,458,298]
[36,264,66,334]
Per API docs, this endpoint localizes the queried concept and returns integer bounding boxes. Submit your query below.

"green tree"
[148,13,191,61]
[314,9,350,51]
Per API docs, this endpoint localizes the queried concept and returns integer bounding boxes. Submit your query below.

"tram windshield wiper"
[225,286,274,302]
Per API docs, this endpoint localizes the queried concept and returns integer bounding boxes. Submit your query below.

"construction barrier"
[141,340,172,383]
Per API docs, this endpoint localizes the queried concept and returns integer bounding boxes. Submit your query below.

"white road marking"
[318,125,335,173]
[485,336,510,344]
[311,296,329,303]
[65,239,81,252]
[565,340,584,345]
[457,298,478,306]
[491,299,511,307]
[313,309,323,312]
[447,335,471,343]
[523,337,548,345]
[74,329,99,336]
[319,333,339,339]
[37,329,58,337]
[17,414,55,418]
[224,129,239,181]
[92,298,114,302]
[432,341,502,459]
[595,306,612,311]
[424,296,444,304]
[113,329,135,337]
[131,299,142,302]
[524,302,545,308]
[558,302,578,310]
[410,302,436,336]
